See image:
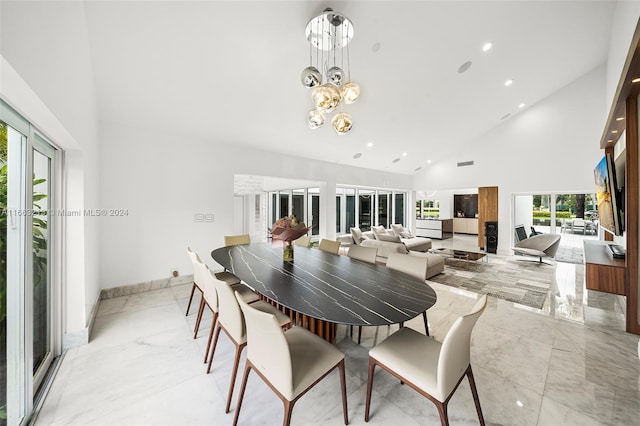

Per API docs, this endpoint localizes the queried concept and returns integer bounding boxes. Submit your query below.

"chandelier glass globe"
[341,82,360,104]
[308,109,326,129]
[332,112,353,135]
[300,66,322,88]
[312,84,341,113]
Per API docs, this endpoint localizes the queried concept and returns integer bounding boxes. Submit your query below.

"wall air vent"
[457,161,474,167]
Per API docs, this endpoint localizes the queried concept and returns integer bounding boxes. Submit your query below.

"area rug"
[554,245,584,264]
[427,258,553,309]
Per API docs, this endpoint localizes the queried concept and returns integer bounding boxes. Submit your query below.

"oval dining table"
[211,242,438,342]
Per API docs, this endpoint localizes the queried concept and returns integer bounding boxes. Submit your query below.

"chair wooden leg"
[185,282,197,315]
[364,357,376,422]
[434,400,450,426]
[283,400,294,426]
[225,342,246,413]
[423,311,429,336]
[232,362,252,426]
[338,359,349,425]
[358,326,362,344]
[467,366,485,426]
[203,311,219,363]
[193,298,205,339]
[206,324,222,374]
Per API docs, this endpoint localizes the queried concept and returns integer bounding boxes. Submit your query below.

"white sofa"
[350,225,432,260]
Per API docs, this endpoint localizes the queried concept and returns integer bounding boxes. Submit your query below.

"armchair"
[512,233,561,264]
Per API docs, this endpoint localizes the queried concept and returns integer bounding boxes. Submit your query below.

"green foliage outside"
[532,211,573,219]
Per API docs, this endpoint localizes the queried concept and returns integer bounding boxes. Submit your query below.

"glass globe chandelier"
[301,8,360,135]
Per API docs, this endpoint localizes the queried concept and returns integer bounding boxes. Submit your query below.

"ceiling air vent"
[457,161,474,167]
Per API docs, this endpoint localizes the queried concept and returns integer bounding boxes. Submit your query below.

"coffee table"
[430,247,487,270]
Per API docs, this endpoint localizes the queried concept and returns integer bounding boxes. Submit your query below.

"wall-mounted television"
[594,153,624,236]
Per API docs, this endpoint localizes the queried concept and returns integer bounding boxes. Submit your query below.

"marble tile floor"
[34,258,640,425]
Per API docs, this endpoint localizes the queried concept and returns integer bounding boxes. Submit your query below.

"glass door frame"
[2,100,62,425]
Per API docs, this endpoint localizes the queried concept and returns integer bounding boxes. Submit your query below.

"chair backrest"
[294,235,312,247]
[193,258,219,310]
[386,252,428,281]
[236,293,293,398]
[573,218,585,227]
[212,274,246,343]
[347,245,378,264]
[187,247,205,283]
[437,295,487,400]
[224,234,251,246]
[319,239,341,254]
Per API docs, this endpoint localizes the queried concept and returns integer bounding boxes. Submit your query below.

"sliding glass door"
[1,101,59,425]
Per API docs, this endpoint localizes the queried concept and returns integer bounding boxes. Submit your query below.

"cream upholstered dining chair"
[190,255,259,355]
[207,274,292,414]
[293,235,312,247]
[318,238,341,254]
[365,295,488,426]
[234,294,349,426]
[347,245,378,343]
[347,245,378,264]
[185,247,204,316]
[214,234,252,286]
[386,252,431,335]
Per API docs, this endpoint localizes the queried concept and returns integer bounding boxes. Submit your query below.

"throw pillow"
[350,227,363,244]
[399,231,413,239]
[390,224,404,236]
[376,233,402,243]
[371,225,386,235]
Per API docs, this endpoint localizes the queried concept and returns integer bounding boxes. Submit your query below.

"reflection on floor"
[34,238,640,426]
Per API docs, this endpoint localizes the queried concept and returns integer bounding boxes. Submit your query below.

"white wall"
[0,1,101,343]
[413,65,606,254]
[97,123,412,289]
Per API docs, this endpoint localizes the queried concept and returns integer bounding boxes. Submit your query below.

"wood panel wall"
[477,186,498,249]
[626,97,640,334]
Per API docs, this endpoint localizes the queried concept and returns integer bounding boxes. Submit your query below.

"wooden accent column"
[626,96,640,334]
[477,186,498,249]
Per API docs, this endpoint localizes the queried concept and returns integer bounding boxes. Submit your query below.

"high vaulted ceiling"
[83,1,615,174]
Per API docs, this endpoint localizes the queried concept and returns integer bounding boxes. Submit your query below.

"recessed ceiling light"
[392,158,401,163]
[414,166,422,172]
[427,160,432,164]
[501,113,511,120]
[353,153,362,159]
[607,139,614,143]
[367,142,373,148]
[402,152,407,157]
[616,117,624,121]
[504,79,514,87]
[372,42,381,53]
[516,400,524,408]
[458,61,472,74]
[518,103,525,109]
[612,130,618,134]
[632,77,640,83]
[482,42,493,52]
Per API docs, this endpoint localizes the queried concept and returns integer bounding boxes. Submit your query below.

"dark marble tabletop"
[211,242,437,326]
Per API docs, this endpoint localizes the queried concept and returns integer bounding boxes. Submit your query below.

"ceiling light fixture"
[482,42,493,52]
[458,61,472,74]
[402,152,407,157]
[632,77,640,83]
[518,103,525,109]
[367,142,373,148]
[504,79,514,87]
[616,117,625,121]
[302,8,359,135]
